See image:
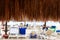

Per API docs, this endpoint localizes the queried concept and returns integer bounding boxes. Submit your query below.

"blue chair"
[51,26,56,28]
[56,30,60,35]
[56,30,60,32]
[50,26,56,32]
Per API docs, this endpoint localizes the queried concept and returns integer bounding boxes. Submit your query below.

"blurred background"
[0,0,60,40]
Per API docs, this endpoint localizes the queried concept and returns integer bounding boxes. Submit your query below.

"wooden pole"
[5,21,7,35]
[3,21,8,39]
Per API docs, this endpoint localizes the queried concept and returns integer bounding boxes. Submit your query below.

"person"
[43,25,48,31]
[42,22,48,31]
[19,23,27,35]
[30,31,37,38]
[19,27,26,35]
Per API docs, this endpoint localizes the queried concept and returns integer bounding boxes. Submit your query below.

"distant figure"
[19,27,26,35]
[30,31,37,38]
[19,23,27,35]
[42,22,48,31]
